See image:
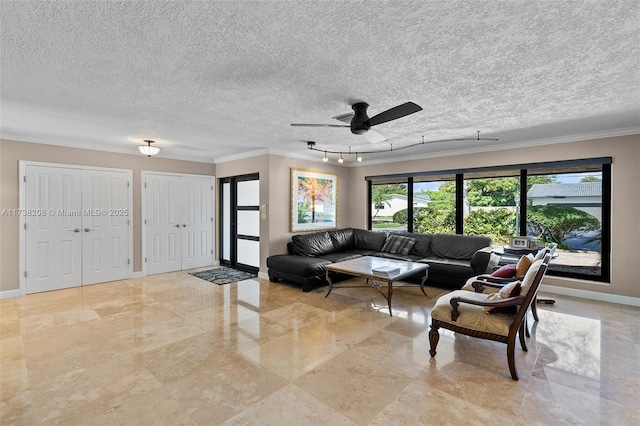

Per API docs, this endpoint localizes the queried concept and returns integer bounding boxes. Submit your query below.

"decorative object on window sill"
[138,139,160,157]
[305,131,498,163]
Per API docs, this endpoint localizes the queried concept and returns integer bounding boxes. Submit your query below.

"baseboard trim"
[539,284,640,307]
[258,271,269,280]
[132,271,143,279]
[0,289,21,299]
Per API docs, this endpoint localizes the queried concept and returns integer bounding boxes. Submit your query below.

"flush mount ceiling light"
[138,139,160,157]
[305,132,498,163]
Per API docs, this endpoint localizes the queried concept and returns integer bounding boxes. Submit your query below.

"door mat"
[189,267,257,285]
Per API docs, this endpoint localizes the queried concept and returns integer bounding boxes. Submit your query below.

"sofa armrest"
[470,247,494,275]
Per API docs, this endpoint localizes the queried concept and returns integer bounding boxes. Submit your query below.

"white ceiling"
[1,1,639,164]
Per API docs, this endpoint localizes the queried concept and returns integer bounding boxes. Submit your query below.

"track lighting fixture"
[305,132,497,163]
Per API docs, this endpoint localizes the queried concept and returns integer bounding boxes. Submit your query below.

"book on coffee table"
[372,266,401,276]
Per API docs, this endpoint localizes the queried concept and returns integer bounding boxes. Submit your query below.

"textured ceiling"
[1,1,639,164]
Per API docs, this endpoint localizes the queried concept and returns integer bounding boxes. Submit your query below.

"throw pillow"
[491,264,516,278]
[483,281,522,314]
[515,254,534,277]
[380,234,416,256]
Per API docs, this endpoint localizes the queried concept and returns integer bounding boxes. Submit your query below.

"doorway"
[219,173,260,274]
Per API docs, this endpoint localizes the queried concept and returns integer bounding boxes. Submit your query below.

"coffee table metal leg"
[387,280,393,316]
[419,271,429,297]
[324,270,333,298]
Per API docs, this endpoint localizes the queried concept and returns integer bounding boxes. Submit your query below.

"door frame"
[140,171,216,276]
[18,161,133,296]
[218,173,260,274]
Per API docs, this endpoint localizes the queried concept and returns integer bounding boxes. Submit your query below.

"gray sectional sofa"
[266,228,493,292]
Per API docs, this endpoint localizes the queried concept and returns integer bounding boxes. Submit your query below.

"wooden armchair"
[461,244,556,322]
[429,251,552,380]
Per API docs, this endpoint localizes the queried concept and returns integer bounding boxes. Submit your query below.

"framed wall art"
[290,168,337,232]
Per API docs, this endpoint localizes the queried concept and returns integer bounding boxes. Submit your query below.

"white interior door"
[81,170,130,285]
[181,176,214,270]
[25,165,83,293]
[144,173,214,275]
[145,174,182,275]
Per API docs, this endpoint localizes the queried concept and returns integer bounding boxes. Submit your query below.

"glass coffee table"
[324,256,430,316]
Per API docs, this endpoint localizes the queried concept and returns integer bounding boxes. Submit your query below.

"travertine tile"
[293,349,412,424]
[1,269,638,425]
[223,383,355,425]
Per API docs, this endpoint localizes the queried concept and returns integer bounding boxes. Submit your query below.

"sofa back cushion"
[430,234,491,260]
[353,229,387,251]
[388,232,431,257]
[292,231,335,257]
[328,228,355,252]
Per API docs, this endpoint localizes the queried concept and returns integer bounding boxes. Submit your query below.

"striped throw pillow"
[381,235,416,256]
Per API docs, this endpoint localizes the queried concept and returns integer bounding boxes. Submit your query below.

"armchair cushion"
[520,259,543,294]
[492,263,516,278]
[515,254,534,278]
[431,290,514,336]
[483,281,521,314]
[380,234,416,256]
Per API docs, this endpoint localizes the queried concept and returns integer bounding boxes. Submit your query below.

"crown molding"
[347,127,640,167]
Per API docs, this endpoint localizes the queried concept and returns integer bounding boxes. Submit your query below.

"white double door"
[144,173,214,275]
[24,164,131,294]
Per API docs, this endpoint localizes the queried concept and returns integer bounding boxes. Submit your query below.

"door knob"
[84,228,95,232]
[70,228,80,233]
[175,224,180,228]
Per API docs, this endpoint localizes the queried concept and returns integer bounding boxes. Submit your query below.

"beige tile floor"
[1,269,639,425]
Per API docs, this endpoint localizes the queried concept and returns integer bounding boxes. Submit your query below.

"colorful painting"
[291,168,338,232]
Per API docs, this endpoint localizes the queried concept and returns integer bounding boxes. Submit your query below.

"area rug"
[189,267,257,285]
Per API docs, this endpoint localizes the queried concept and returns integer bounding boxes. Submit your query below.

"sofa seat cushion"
[375,252,415,262]
[431,290,514,336]
[317,252,362,263]
[266,254,331,277]
[348,248,380,257]
[292,231,334,257]
[422,257,474,279]
[430,234,492,261]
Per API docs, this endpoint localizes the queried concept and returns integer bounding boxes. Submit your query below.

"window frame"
[366,157,612,282]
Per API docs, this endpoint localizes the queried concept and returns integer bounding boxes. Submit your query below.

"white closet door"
[81,170,130,285]
[145,174,182,275]
[25,166,83,293]
[181,176,214,270]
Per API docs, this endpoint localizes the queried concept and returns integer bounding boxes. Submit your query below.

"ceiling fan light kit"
[138,139,160,157]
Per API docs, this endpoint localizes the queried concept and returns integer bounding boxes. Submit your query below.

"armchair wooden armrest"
[470,277,517,293]
[449,295,525,321]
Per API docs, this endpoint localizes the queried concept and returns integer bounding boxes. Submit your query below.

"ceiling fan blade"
[291,123,349,128]
[364,129,386,143]
[332,112,354,124]
[368,102,423,127]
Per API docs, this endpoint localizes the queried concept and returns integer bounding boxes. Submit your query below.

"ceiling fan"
[291,101,423,144]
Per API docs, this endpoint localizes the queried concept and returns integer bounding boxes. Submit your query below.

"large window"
[526,168,604,279]
[370,181,408,232]
[366,158,611,282]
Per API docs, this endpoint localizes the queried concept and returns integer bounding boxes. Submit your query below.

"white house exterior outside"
[372,194,430,217]
[527,182,602,222]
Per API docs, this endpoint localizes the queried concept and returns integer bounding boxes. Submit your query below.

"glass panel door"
[219,174,260,273]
